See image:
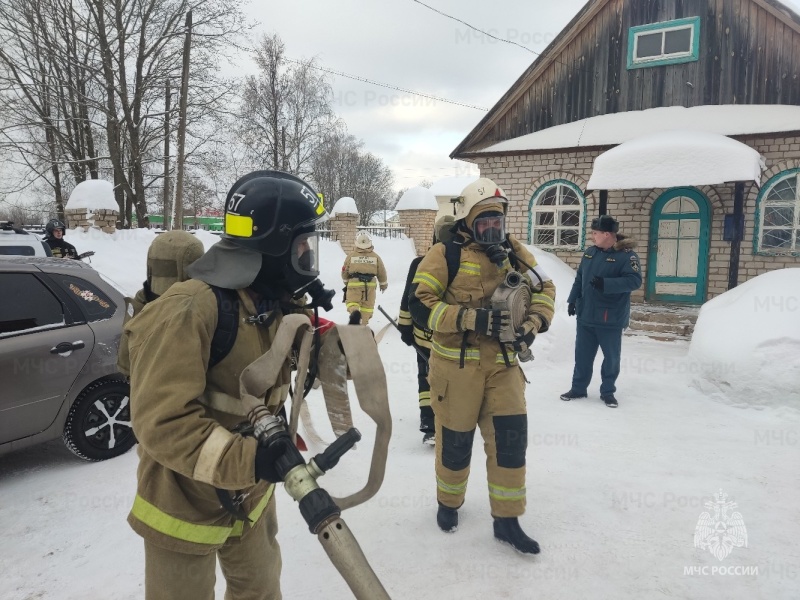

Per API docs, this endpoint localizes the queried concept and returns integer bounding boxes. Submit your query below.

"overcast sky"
[242,0,588,191]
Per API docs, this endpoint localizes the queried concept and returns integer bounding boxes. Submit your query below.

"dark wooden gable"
[452,0,800,157]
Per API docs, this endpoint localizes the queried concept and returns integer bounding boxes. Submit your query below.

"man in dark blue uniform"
[561,215,642,408]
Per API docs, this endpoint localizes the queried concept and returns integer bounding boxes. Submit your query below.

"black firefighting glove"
[512,328,536,353]
[590,276,604,292]
[398,324,415,346]
[462,308,511,338]
[255,438,292,483]
[567,302,576,316]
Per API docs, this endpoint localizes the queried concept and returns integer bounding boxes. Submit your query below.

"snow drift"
[689,268,800,409]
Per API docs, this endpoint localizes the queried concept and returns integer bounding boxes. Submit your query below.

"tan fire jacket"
[412,235,556,365]
[125,279,291,554]
[341,247,388,288]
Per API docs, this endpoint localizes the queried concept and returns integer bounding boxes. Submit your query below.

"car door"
[0,271,93,443]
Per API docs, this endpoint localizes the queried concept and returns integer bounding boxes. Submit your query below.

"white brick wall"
[474,133,800,302]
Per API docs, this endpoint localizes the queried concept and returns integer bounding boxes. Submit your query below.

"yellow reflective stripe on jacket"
[418,390,431,407]
[413,326,432,349]
[413,272,444,297]
[488,482,526,501]
[131,485,274,545]
[398,309,412,326]
[437,476,468,495]
[531,292,555,309]
[432,340,479,361]
[427,301,448,330]
[458,261,480,276]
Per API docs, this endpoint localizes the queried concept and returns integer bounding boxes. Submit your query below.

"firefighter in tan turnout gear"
[409,178,556,554]
[117,230,204,376]
[341,231,387,324]
[125,171,333,599]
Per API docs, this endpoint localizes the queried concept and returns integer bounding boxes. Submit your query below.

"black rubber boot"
[437,503,458,533]
[422,431,435,446]
[348,310,362,325]
[493,517,540,554]
[560,390,587,401]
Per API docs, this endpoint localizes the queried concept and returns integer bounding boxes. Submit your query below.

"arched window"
[755,169,800,254]
[528,180,585,249]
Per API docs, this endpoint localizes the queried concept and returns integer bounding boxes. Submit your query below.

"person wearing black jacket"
[43,219,78,259]
[397,215,455,445]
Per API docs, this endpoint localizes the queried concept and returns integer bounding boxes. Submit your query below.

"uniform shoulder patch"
[630,255,640,272]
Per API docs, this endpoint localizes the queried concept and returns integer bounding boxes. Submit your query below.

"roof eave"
[450,0,608,159]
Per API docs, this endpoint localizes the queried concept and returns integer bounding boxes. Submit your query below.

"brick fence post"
[396,186,439,256]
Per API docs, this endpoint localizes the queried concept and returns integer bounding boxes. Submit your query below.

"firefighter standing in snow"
[341,231,387,324]
[562,215,642,408]
[43,219,78,258]
[117,230,204,376]
[398,215,455,445]
[409,178,556,554]
[125,171,331,599]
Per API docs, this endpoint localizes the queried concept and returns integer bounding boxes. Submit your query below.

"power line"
[409,0,599,76]
[284,58,488,112]
[410,0,537,55]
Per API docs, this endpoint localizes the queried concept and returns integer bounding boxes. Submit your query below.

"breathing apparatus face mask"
[470,211,508,266]
[250,232,334,310]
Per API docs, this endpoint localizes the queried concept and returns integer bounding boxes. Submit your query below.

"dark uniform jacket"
[44,236,78,259]
[567,236,642,329]
[398,256,432,349]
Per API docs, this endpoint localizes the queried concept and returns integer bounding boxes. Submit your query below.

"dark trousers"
[416,344,433,432]
[571,323,622,396]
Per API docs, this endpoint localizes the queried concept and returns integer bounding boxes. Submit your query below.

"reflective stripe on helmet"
[225,213,254,237]
[130,485,274,544]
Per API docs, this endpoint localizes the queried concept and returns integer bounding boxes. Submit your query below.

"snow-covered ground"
[1,230,799,599]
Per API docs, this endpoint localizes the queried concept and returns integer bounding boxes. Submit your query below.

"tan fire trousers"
[428,348,528,518]
[345,278,377,324]
[144,498,282,600]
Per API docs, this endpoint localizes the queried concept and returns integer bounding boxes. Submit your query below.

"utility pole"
[174,10,192,231]
[162,79,172,230]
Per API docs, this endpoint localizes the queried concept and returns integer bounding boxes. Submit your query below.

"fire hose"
[239,314,392,599]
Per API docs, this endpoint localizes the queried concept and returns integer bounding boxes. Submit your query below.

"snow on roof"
[66,179,118,211]
[330,196,358,215]
[478,105,800,154]
[395,186,438,211]
[586,130,763,190]
[689,268,800,407]
[428,176,479,197]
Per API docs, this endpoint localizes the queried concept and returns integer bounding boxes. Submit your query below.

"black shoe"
[437,503,458,533]
[419,411,435,433]
[348,310,362,325]
[493,517,540,554]
[422,431,435,446]
[560,390,587,401]
[601,394,618,408]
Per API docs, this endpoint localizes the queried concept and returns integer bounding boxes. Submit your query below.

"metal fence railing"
[317,225,407,241]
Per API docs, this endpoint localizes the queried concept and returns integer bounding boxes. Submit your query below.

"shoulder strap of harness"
[443,238,463,287]
[209,285,240,369]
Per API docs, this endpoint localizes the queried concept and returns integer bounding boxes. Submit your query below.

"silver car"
[0,256,135,461]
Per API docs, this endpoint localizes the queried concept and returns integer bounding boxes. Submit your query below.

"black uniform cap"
[591,215,619,233]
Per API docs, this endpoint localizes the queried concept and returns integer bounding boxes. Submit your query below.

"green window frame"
[528,180,586,250]
[627,16,700,70]
[754,169,800,256]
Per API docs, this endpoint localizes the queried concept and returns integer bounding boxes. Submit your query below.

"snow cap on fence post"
[396,186,438,256]
[330,196,359,253]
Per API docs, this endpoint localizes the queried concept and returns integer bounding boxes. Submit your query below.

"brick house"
[452,0,800,308]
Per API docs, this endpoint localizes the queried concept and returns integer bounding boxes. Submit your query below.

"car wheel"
[63,379,136,461]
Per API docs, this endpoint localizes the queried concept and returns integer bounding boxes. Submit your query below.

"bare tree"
[240,33,337,178]
[310,127,394,226]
